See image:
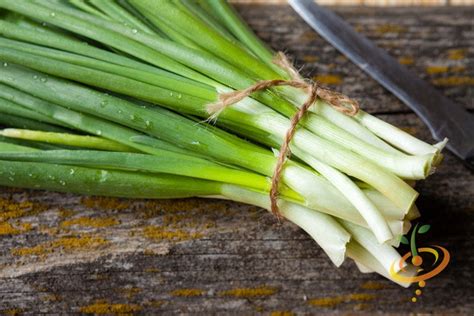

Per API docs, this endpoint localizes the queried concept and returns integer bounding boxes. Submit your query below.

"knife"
[289,0,474,169]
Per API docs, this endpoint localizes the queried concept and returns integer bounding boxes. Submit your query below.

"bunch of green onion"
[0,0,447,286]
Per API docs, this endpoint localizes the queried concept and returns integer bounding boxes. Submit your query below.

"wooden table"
[1,5,473,315]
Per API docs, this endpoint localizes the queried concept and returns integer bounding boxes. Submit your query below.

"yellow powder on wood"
[360,281,387,290]
[313,74,342,85]
[58,208,75,218]
[426,65,449,75]
[0,222,20,235]
[81,196,131,210]
[432,76,474,86]
[170,288,204,297]
[398,57,414,65]
[147,300,165,308]
[309,293,376,307]
[12,244,45,256]
[11,235,108,256]
[0,198,47,221]
[143,226,203,241]
[117,287,142,299]
[0,222,32,235]
[219,286,278,298]
[375,24,405,34]
[309,296,345,307]
[19,222,32,231]
[425,65,465,75]
[447,49,466,60]
[61,216,119,228]
[80,300,142,315]
[347,293,377,301]
[52,235,108,250]
[3,308,23,316]
[271,311,294,316]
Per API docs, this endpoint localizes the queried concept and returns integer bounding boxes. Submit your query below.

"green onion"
[0,0,445,286]
[0,112,67,133]
[0,128,137,152]
[0,65,387,229]
[0,147,349,266]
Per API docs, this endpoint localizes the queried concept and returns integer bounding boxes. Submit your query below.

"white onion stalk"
[341,221,404,273]
[219,184,351,266]
[354,110,448,157]
[346,240,416,288]
[292,149,393,243]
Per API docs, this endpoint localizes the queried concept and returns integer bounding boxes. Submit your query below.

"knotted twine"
[206,52,359,220]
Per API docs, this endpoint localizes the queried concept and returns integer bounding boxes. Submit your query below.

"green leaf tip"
[418,224,431,234]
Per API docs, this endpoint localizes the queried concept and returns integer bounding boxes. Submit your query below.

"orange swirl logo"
[389,223,450,302]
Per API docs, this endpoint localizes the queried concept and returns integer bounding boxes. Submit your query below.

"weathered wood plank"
[0,5,473,315]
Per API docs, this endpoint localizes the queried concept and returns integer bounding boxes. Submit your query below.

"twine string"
[269,81,318,220]
[206,52,359,220]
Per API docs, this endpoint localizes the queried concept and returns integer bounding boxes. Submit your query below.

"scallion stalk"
[0,129,137,152]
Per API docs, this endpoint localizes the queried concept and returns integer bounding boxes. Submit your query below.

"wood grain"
[0,5,473,315]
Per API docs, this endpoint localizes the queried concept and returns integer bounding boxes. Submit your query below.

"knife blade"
[289,0,474,169]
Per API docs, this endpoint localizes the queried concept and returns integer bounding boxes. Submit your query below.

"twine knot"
[206,52,359,220]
